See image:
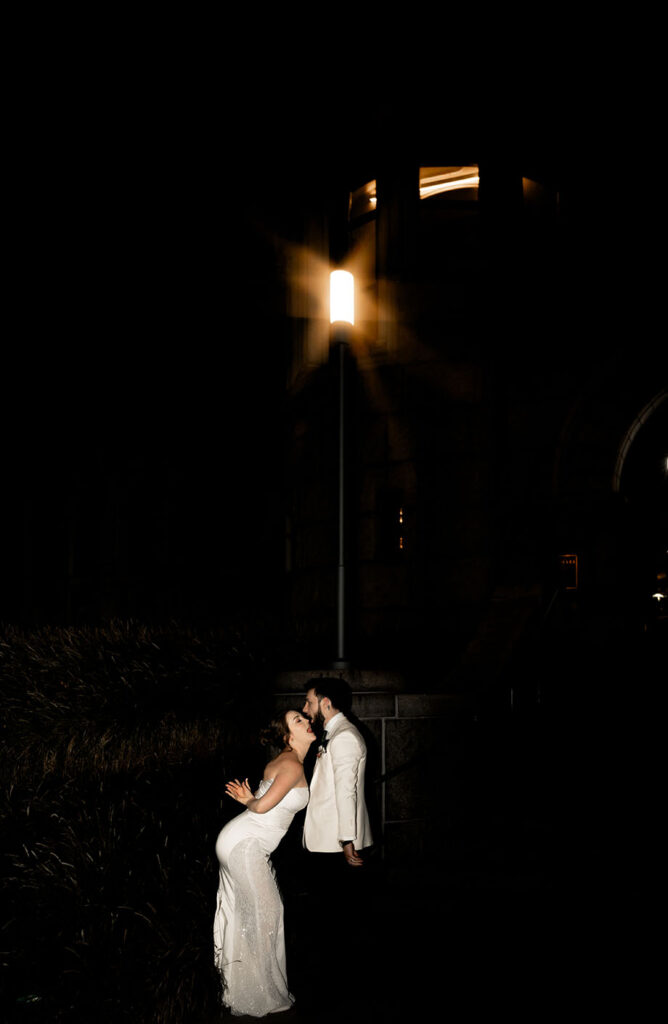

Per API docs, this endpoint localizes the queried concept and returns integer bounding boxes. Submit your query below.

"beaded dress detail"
[213,779,309,1017]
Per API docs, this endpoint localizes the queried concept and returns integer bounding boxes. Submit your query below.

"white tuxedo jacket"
[303,713,373,853]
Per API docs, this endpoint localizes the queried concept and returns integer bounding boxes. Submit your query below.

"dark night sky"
[6,52,664,626]
[6,77,299,623]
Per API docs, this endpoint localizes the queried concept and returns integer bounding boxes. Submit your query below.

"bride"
[213,709,315,1017]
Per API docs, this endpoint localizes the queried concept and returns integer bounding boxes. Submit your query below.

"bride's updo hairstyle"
[259,712,293,755]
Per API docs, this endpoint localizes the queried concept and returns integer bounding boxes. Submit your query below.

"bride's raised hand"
[225,778,255,805]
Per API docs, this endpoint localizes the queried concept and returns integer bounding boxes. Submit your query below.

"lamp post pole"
[330,270,354,669]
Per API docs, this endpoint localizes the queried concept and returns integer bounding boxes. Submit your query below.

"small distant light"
[652,593,665,601]
[399,536,404,550]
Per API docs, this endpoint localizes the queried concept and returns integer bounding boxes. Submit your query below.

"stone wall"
[274,671,475,882]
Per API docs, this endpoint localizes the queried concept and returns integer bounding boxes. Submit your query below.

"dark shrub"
[1,621,273,1022]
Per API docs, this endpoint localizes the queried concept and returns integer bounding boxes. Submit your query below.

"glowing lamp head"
[330,270,354,326]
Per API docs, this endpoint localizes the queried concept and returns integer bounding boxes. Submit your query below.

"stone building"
[278,147,666,682]
[271,135,666,871]
[4,98,664,874]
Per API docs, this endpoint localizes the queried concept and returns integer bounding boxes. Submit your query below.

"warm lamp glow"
[330,270,354,325]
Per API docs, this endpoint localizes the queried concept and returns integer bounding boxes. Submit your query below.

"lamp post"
[330,270,354,669]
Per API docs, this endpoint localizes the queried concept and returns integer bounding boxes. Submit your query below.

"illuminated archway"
[613,389,667,494]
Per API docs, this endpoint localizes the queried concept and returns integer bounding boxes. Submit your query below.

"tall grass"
[1,621,274,1023]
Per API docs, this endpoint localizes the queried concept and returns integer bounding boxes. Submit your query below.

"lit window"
[419,166,479,201]
[559,553,578,590]
[349,180,377,221]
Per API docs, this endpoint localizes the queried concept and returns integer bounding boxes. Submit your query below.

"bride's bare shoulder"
[266,750,303,780]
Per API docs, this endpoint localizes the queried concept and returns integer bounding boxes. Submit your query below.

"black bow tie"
[319,734,329,750]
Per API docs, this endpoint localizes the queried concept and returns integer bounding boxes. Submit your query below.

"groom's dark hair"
[308,677,352,716]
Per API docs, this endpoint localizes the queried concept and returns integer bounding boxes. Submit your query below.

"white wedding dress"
[213,779,309,1017]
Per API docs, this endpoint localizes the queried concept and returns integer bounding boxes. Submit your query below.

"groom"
[302,677,372,866]
[299,678,374,1006]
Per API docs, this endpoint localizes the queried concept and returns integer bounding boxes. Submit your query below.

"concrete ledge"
[274,691,470,720]
[396,693,470,718]
[274,691,396,720]
[274,668,405,693]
